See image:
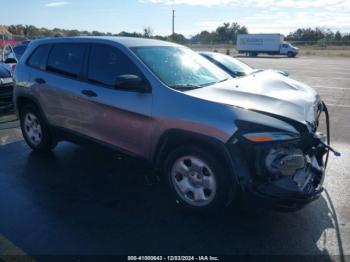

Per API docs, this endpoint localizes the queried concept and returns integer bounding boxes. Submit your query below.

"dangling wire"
[323,101,330,168]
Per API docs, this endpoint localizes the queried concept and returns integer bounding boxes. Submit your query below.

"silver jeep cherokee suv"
[14,37,333,211]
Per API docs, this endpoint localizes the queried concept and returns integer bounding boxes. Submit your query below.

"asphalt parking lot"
[0,55,349,260]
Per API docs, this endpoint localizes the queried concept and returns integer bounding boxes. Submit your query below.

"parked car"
[0,63,14,112]
[237,34,299,57]
[2,42,29,62]
[2,43,29,76]
[199,51,289,77]
[0,43,28,112]
[14,37,333,212]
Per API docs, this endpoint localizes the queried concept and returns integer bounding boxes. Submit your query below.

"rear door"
[33,43,89,130]
[72,43,153,158]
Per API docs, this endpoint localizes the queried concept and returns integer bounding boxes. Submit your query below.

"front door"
[75,43,153,158]
[280,43,290,55]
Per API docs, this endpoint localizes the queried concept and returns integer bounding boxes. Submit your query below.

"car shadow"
[0,141,344,259]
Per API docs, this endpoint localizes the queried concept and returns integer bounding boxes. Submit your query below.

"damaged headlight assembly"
[265,148,305,177]
[242,131,305,177]
[240,129,340,181]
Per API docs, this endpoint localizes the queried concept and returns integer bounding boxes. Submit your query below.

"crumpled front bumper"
[228,104,331,211]
[249,138,327,211]
[253,169,325,211]
[253,184,323,211]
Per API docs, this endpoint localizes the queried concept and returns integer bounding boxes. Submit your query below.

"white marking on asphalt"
[308,76,349,80]
[313,86,347,90]
[326,104,350,108]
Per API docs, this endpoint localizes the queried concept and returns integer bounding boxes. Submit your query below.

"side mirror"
[4,58,17,64]
[278,71,289,77]
[114,74,150,93]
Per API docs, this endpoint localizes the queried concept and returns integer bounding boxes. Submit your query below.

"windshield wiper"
[171,84,203,91]
[171,78,229,90]
[200,78,230,87]
[218,78,229,83]
[251,69,264,74]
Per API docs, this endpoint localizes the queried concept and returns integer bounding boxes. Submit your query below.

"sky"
[1,0,350,37]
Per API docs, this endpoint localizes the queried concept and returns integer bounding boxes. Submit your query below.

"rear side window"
[47,44,85,78]
[87,44,141,87]
[27,45,51,70]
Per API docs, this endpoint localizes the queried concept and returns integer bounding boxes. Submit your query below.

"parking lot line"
[0,234,35,262]
[326,103,350,108]
[313,86,347,90]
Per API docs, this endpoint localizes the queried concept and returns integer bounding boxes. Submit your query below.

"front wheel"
[287,52,295,58]
[164,145,234,212]
[249,52,258,57]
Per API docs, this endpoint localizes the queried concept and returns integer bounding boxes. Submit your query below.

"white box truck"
[237,34,299,57]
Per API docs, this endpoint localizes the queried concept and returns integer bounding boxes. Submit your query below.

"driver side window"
[87,44,142,87]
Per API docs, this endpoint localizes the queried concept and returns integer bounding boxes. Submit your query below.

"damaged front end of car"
[227,102,339,211]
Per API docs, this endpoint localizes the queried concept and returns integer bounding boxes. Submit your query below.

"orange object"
[245,135,273,142]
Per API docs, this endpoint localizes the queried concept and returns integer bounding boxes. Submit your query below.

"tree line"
[286,27,350,44]
[4,22,247,44]
[3,23,350,45]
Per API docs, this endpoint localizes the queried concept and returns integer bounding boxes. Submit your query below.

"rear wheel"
[20,104,56,152]
[164,145,234,212]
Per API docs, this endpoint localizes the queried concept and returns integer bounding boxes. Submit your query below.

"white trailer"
[237,34,299,57]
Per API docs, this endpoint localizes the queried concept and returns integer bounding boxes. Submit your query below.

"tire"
[20,104,56,152]
[287,52,294,58]
[249,52,258,57]
[164,145,234,212]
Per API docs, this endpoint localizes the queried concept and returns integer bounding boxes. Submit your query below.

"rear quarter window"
[47,44,86,78]
[27,45,51,70]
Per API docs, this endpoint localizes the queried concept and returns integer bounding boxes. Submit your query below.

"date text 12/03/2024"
[127,256,220,261]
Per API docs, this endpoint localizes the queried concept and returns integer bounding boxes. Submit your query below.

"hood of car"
[187,70,320,124]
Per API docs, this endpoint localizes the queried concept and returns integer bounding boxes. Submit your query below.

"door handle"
[82,89,98,97]
[34,78,46,84]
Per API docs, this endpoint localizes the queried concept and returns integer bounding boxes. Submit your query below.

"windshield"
[132,46,230,90]
[206,53,254,75]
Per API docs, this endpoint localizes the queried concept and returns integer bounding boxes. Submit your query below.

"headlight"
[265,148,305,176]
[243,132,299,142]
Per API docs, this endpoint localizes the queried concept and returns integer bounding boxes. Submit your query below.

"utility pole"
[172,9,175,37]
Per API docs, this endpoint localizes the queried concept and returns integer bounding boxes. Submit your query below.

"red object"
[0,35,26,49]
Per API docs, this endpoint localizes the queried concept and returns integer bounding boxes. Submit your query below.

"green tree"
[335,30,342,41]
[169,33,187,44]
